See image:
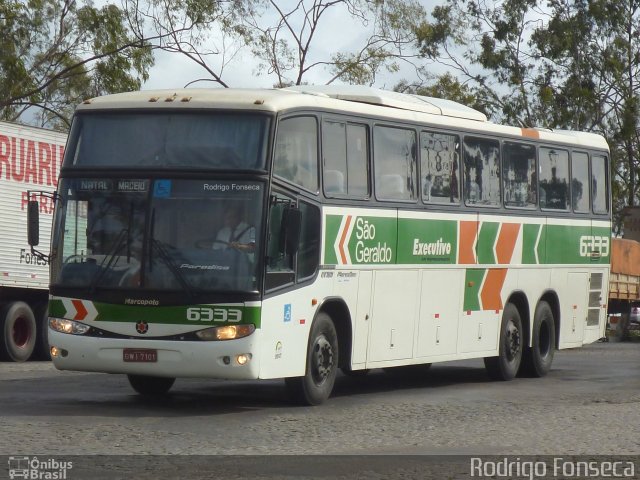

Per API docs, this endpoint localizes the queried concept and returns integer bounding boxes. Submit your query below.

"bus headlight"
[195,324,255,341]
[49,318,91,335]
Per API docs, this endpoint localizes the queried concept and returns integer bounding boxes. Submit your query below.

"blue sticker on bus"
[284,304,291,323]
[154,180,172,198]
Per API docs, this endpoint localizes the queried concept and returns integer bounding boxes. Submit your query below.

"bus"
[27,85,611,405]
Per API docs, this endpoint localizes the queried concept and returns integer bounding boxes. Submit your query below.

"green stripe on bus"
[49,299,262,327]
[463,269,485,311]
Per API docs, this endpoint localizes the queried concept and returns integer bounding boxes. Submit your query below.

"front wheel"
[484,303,523,381]
[285,312,338,405]
[127,375,175,396]
[520,301,555,377]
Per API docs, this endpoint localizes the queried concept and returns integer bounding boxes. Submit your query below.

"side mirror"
[281,206,301,255]
[27,200,40,247]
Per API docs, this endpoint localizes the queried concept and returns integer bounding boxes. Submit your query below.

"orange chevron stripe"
[495,223,520,264]
[458,221,478,264]
[338,215,352,264]
[481,269,507,311]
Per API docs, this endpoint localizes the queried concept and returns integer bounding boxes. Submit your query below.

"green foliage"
[0,0,154,129]
[412,0,640,223]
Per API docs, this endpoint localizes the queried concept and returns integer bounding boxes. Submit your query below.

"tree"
[0,0,236,129]
[413,0,640,227]
[241,0,427,87]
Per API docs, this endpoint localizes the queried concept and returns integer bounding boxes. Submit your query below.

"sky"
[139,2,413,92]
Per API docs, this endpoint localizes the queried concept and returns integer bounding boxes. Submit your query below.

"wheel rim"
[311,335,334,385]
[13,316,31,348]
[505,318,521,362]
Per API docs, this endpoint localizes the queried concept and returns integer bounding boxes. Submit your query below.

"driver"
[214,205,255,253]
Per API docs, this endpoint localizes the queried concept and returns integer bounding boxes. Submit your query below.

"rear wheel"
[0,302,36,362]
[484,303,522,381]
[521,301,555,377]
[127,375,175,396]
[286,312,338,405]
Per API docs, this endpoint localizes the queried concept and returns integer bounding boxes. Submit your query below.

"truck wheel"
[285,312,338,405]
[484,303,522,381]
[521,301,555,377]
[0,302,37,362]
[33,302,51,360]
[127,375,175,396]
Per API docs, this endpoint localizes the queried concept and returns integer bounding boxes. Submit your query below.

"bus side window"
[322,121,369,198]
[265,195,295,291]
[421,131,460,204]
[463,136,500,206]
[572,151,590,213]
[502,141,536,209]
[592,154,609,214]
[297,201,320,279]
[274,117,318,193]
[539,147,570,210]
[374,126,417,201]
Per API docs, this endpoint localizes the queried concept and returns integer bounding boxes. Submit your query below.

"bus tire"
[484,303,522,381]
[0,302,37,362]
[34,302,51,360]
[521,301,555,377]
[285,312,338,405]
[127,375,175,396]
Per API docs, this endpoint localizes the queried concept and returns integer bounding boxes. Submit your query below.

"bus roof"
[77,86,609,151]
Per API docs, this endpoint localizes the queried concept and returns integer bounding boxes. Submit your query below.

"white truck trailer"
[0,120,66,361]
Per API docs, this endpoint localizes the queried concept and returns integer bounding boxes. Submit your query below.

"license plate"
[123,349,157,362]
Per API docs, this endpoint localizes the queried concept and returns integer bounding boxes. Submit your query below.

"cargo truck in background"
[608,207,640,339]
[0,120,66,361]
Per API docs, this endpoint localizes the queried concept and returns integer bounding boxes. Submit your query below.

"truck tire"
[33,302,51,360]
[0,301,37,362]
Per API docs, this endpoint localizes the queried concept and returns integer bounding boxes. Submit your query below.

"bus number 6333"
[187,307,242,323]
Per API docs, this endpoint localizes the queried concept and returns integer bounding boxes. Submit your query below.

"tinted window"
[420,131,460,204]
[274,117,318,192]
[463,137,501,206]
[68,113,270,169]
[592,155,609,214]
[298,201,320,279]
[503,142,537,209]
[572,152,590,213]
[322,121,368,197]
[374,126,417,201]
[539,148,569,210]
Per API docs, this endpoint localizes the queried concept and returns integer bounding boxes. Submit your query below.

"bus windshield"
[66,112,270,170]
[51,178,265,293]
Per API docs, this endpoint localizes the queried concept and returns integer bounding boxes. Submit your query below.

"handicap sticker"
[154,179,172,198]
[284,304,291,323]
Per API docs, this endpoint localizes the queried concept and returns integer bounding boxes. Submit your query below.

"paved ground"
[0,341,638,478]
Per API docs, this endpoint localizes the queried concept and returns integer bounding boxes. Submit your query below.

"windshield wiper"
[149,208,195,299]
[89,228,128,292]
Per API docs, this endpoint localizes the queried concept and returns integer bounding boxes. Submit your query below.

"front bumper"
[48,328,261,379]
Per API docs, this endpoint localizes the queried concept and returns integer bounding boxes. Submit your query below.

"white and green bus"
[28,86,610,405]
